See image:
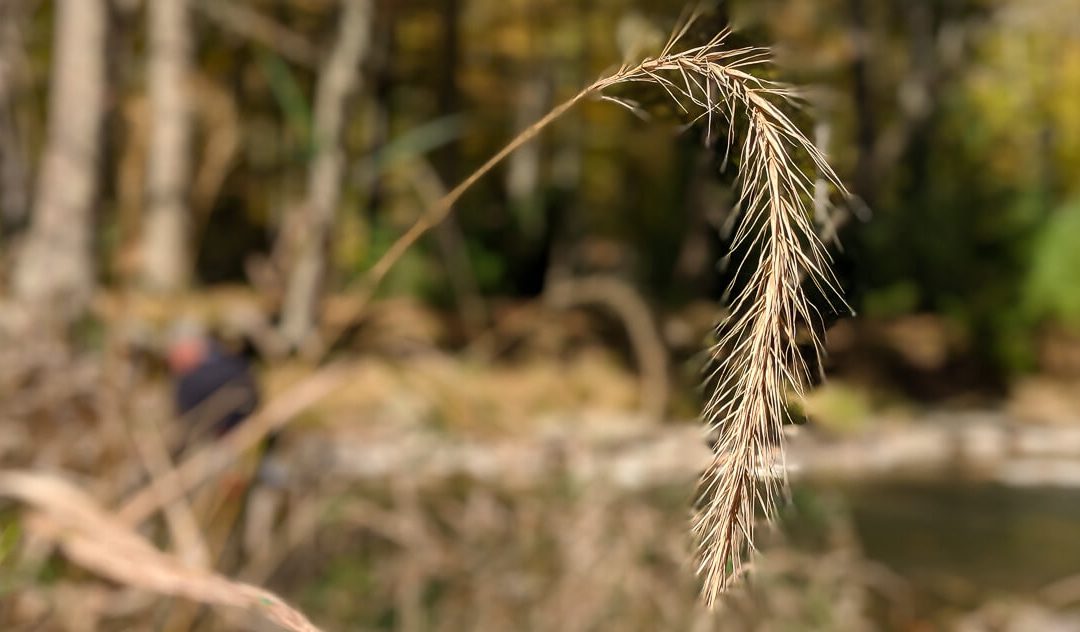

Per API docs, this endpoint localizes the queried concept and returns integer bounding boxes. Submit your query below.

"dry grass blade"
[337,13,844,605]
[0,470,323,632]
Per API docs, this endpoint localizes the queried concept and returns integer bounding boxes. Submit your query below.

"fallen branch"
[193,0,318,68]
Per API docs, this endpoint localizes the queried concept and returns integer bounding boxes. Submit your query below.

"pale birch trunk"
[12,0,106,319]
[505,79,549,233]
[279,0,372,348]
[141,0,192,292]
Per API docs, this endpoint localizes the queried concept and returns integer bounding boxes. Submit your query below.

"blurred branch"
[0,471,322,632]
[238,495,322,585]
[0,0,30,231]
[546,276,671,421]
[280,0,374,350]
[127,420,211,570]
[193,0,319,68]
[188,73,242,247]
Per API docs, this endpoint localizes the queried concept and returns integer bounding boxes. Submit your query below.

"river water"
[837,481,1080,609]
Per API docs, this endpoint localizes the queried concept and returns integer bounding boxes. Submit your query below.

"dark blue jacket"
[175,344,260,437]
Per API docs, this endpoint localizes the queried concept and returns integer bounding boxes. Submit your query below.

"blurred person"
[166,320,286,478]
[167,321,260,440]
[166,321,288,560]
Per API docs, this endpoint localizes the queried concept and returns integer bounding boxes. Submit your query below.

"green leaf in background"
[364,114,465,178]
[256,50,313,154]
[1025,198,1080,330]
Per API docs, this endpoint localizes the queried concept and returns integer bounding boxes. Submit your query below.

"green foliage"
[257,51,313,154]
[797,381,874,434]
[0,518,20,571]
[1024,198,1080,330]
[365,224,439,298]
[861,282,920,320]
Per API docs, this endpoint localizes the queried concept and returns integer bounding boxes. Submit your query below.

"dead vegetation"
[0,338,878,632]
[6,305,1080,630]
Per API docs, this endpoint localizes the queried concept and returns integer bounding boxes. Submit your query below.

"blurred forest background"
[2,0,1080,630]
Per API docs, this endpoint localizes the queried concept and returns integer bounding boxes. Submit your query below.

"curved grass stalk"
[360,18,846,606]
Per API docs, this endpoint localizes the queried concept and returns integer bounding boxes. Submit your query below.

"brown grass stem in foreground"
[0,471,323,632]
[355,18,845,605]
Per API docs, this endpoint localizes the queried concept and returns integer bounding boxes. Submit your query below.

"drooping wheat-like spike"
[596,26,847,604]
[693,90,846,605]
[690,51,844,609]
[362,18,845,605]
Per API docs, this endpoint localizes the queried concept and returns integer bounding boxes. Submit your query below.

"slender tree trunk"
[279,0,372,348]
[0,0,30,234]
[542,0,590,292]
[505,79,550,235]
[848,0,877,208]
[141,0,192,292]
[359,0,396,226]
[12,0,107,319]
[426,0,487,331]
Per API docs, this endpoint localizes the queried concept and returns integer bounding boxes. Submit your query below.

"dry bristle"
[594,21,847,606]
[362,16,844,605]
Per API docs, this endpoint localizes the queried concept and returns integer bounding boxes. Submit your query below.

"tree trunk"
[848,0,877,208]
[12,0,107,320]
[141,0,192,292]
[0,0,30,235]
[279,0,372,349]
